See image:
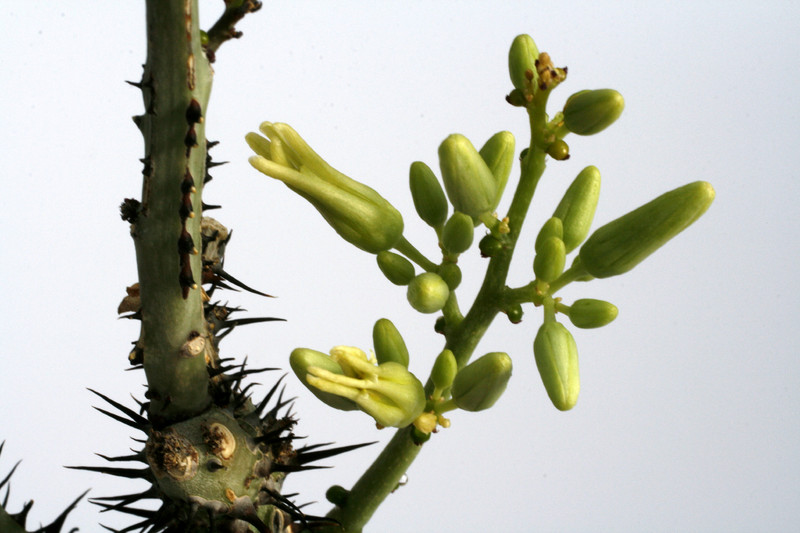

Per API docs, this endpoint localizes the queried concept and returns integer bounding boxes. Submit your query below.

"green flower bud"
[442,212,475,254]
[533,236,567,284]
[508,34,540,93]
[289,348,359,411]
[563,89,625,136]
[504,303,524,324]
[306,346,426,428]
[478,131,516,211]
[437,262,462,291]
[546,139,570,161]
[533,322,580,411]
[325,485,349,507]
[248,122,403,253]
[451,352,513,412]
[438,134,496,219]
[535,216,564,254]
[553,166,601,253]
[376,251,415,286]
[568,298,618,329]
[479,234,503,257]
[505,88,528,107]
[431,349,458,396]
[407,272,450,314]
[409,161,448,228]
[579,181,715,278]
[372,318,410,368]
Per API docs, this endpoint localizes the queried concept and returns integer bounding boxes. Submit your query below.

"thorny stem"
[134,0,213,425]
[324,94,551,531]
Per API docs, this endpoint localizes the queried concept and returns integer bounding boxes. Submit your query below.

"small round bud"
[376,251,415,286]
[437,262,462,291]
[546,139,570,160]
[407,273,450,314]
[479,234,503,257]
[434,316,447,335]
[504,303,524,324]
[326,485,349,507]
[568,298,618,329]
[442,212,475,254]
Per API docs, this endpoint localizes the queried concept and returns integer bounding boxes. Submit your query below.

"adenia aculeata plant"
[0,5,714,532]
[246,32,714,531]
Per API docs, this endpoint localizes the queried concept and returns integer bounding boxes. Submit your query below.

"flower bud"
[568,298,618,329]
[376,251,415,286]
[508,34,540,93]
[289,348,359,411]
[409,161,448,228]
[451,352,513,412]
[306,346,426,428]
[504,303,524,324]
[442,212,475,254]
[546,139,570,161]
[248,122,403,253]
[438,134,496,219]
[579,181,715,278]
[533,236,567,284]
[406,272,450,314]
[563,89,625,136]
[479,234,503,258]
[553,165,601,253]
[437,262,462,291]
[535,216,564,254]
[478,131,516,211]
[372,318,410,368]
[533,322,580,411]
[431,349,458,397]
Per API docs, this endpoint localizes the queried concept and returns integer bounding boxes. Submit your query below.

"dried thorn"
[0,460,21,490]
[91,500,154,518]
[125,80,143,89]
[207,140,220,149]
[206,159,228,168]
[202,202,222,211]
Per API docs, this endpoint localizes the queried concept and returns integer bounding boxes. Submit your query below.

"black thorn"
[185,98,203,124]
[295,441,376,466]
[66,465,150,479]
[94,452,145,463]
[206,159,228,168]
[87,389,149,428]
[202,202,221,211]
[41,489,89,533]
[254,374,287,416]
[216,267,273,297]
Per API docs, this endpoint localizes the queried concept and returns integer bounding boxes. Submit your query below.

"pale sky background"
[1,2,799,532]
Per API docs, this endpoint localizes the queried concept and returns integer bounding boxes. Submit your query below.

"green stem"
[324,426,421,533]
[325,110,550,530]
[134,0,213,425]
[394,236,439,271]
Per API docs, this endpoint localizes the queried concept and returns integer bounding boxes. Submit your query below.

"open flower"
[300,346,426,428]
[247,122,404,253]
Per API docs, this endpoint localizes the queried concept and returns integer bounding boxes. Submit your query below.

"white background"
[1,2,798,532]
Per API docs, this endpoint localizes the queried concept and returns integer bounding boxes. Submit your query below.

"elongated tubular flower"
[247,122,404,253]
